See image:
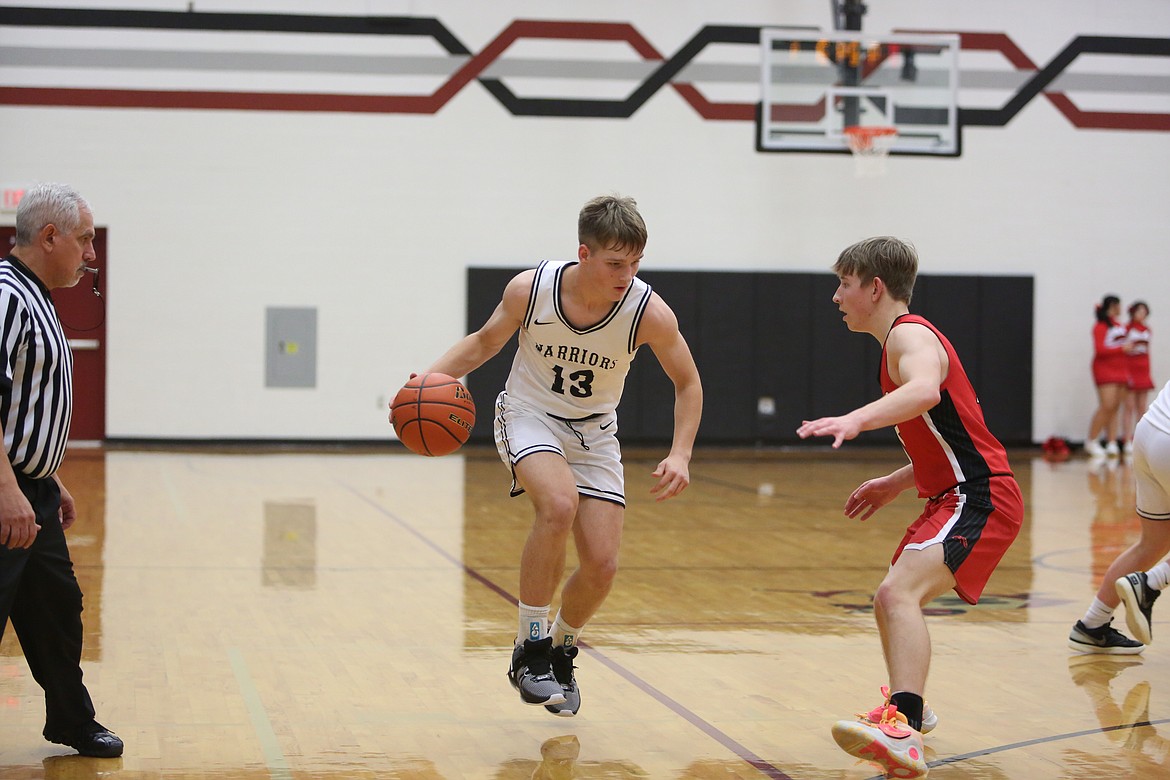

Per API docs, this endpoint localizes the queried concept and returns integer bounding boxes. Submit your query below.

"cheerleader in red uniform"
[1087,295,1129,457]
[1124,301,1154,455]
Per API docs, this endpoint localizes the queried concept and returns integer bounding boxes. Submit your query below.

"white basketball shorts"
[1134,417,1170,520]
[493,391,625,506]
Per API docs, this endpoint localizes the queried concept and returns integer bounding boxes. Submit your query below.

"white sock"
[1146,560,1170,591]
[1082,598,1115,629]
[549,610,584,648]
[517,601,550,645]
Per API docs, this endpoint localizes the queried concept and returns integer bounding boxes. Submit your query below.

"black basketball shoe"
[508,637,566,706]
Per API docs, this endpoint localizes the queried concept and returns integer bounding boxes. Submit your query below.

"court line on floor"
[228,647,293,780]
[345,483,795,780]
[862,717,1170,779]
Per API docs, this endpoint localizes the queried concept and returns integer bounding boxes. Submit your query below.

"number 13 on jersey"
[550,365,594,398]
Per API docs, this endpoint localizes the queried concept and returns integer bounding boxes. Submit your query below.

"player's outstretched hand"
[650,454,690,502]
[796,414,861,449]
[843,476,898,521]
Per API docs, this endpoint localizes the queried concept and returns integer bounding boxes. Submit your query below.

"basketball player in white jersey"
[1074,379,1170,652]
[422,194,702,715]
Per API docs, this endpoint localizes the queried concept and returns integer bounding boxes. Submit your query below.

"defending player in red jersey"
[797,236,1023,779]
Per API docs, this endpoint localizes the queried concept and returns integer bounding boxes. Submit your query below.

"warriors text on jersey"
[880,314,1013,498]
[506,260,653,420]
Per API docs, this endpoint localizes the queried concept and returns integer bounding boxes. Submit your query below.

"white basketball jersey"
[1144,380,1170,434]
[506,260,653,419]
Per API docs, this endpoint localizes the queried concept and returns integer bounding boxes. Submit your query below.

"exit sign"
[1,187,27,213]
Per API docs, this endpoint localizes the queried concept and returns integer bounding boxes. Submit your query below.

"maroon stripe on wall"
[0,86,449,113]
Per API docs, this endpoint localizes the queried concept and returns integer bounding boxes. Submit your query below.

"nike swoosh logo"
[600,421,614,430]
[533,319,554,325]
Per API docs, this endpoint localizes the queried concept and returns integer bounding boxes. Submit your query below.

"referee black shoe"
[44,722,123,758]
[1068,619,1144,655]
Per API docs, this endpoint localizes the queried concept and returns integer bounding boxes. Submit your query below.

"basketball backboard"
[759,30,960,155]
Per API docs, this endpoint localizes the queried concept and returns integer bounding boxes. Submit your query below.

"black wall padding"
[465,268,1033,447]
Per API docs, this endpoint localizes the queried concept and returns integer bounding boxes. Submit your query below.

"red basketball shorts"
[893,475,1024,605]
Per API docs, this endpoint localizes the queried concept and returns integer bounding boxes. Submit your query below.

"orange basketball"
[390,373,476,456]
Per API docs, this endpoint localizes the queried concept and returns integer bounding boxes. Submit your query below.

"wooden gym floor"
[1,445,1167,778]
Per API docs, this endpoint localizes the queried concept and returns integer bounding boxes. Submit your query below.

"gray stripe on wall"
[4,46,1170,94]
[0,46,468,76]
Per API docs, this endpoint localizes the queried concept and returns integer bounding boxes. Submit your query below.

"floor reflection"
[262,500,317,588]
[1065,654,1170,774]
[40,755,125,780]
[491,735,649,779]
[1086,457,1140,580]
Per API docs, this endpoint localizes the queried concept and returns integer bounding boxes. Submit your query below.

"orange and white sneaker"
[872,685,938,734]
[832,700,928,778]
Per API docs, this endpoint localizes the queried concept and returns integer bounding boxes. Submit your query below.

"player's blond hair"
[833,236,918,304]
[578,194,647,254]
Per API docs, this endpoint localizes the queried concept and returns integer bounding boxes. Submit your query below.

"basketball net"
[844,126,897,177]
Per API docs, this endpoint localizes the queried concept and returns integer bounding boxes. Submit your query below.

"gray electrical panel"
[265,307,317,388]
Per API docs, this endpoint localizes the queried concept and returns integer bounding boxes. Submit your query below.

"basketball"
[390,373,476,456]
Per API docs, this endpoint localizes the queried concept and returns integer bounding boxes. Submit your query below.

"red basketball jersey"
[880,314,1013,498]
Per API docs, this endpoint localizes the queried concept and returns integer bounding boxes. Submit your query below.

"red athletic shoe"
[832,697,928,778]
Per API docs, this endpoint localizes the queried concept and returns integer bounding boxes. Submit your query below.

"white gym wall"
[0,0,1166,443]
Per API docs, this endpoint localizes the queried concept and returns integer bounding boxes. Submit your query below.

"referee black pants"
[0,471,96,736]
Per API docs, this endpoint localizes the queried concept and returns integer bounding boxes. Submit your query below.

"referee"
[0,183,122,758]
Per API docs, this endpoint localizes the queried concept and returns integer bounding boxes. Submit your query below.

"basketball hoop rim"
[843,125,898,154]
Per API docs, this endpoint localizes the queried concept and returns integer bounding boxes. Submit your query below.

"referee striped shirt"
[0,255,73,479]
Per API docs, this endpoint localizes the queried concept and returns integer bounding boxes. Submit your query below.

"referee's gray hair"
[15,183,91,246]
